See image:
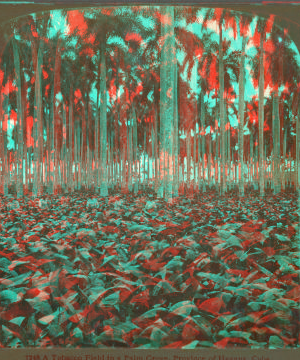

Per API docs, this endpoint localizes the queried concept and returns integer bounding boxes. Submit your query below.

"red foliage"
[67,10,88,37]
[125,32,143,45]
[208,56,219,91]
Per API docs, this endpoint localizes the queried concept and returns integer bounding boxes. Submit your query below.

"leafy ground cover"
[0,188,299,348]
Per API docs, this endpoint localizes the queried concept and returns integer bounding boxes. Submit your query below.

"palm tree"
[160,6,176,200]
[202,8,240,194]
[0,64,8,197]
[84,8,151,197]
[238,23,248,196]
[254,17,273,196]
[12,39,24,198]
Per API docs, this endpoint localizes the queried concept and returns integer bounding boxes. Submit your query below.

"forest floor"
[0,186,299,348]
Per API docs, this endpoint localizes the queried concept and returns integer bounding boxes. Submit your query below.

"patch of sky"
[48,10,68,39]
[147,90,154,102]
[288,37,300,66]
[89,81,111,108]
[139,13,155,30]
[24,72,30,82]
[55,92,63,102]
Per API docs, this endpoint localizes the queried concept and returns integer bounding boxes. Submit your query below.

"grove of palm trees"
[0,6,299,349]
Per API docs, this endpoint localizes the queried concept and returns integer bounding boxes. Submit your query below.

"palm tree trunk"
[147,124,150,187]
[173,59,179,197]
[296,100,300,191]
[219,18,226,195]
[47,109,50,191]
[33,44,43,198]
[53,39,61,195]
[239,35,246,196]
[193,124,197,193]
[12,40,24,198]
[49,84,55,194]
[0,87,7,196]
[0,91,3,195]
[21,72,28,195]
[227,121,231,190]
[128,121,132,192]
[200,93,206,192]
[273,92,281,194]
[208,133,211,189]
[62,104,67,192]
[250,130,253,187]
[88,100,92,190]
[69,85,74,192]
[154,103,159,193]
[187,130,191,194]
[133,107,138,194]
[160,6,175,200]
[152,124,155,187]
[198,119,201,192]
[259,31,265,196]
[100,39,108,196]
[111,129,114,190]
[96,55,101,192]
[215,124,219,192]
[143,130,146,189]
[283,128,286,191]
[74,119,78,190]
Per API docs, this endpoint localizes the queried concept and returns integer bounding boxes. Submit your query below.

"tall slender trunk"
[49,84,55,194]
[74,119,78,190]
[62,103,67,192]
[100,39,108,196]
[33,44,43,198]
[128,120,132,192]
[0,89,3,195]
[147,123,150,187]
[173,59,179,197]
[250,130,253,187]
[219,16,226,195]
[96,53,101,191]
[198,115,201,192]
[227,120,231,189]
[133,107,138,194]
[12,40,24,198]
[215,101,219,191]
[47,109,50,191]
[239,35,246,196]
[160,6,175,200]
[0,83,7,196]
[78,119,82,190]
[259,31,265,196]
[283,128,286,191]
[152,124,155,187]
[273,92,281,194]
[200,94,206,192]
[69,85,74,192]
[53,39,61,195]
[115,53,120,190]
[296,100,300,191]
[187,129,191,194]
[193,124,197,192]
[144,125,147,188]
[154,104,159,192]
[22,66,28,195]
[81,102,86,189]
[208,133,211,188]
[88,99,92,190]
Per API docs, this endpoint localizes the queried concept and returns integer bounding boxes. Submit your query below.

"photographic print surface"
[0,4,299,349]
